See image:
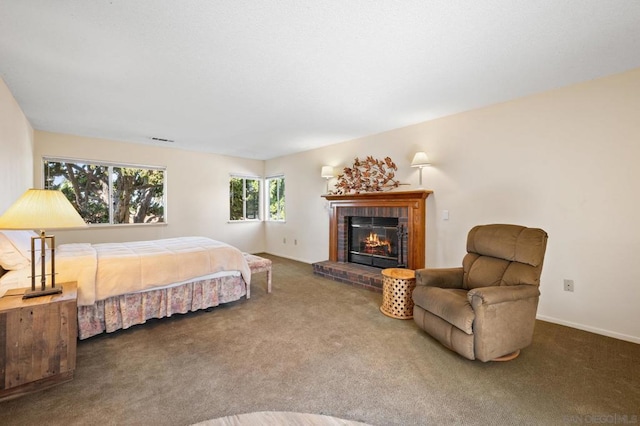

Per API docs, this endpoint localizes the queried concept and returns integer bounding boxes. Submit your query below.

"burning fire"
[364,232,391,255]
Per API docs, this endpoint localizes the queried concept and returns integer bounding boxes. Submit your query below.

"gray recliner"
[412,224,548,361]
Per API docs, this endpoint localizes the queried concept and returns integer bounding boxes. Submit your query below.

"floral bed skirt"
[77,274,247,339]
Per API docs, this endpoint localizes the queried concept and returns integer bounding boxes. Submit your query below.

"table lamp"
[321,166,334,193]
[0,189,87,298]
[410,152,431,188]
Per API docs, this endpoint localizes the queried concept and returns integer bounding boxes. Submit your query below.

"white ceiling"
[1,1,640,160]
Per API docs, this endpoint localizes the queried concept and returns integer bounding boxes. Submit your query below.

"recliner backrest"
[462,224,548,290]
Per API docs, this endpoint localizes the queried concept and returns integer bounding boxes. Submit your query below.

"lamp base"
[22,286,63,299]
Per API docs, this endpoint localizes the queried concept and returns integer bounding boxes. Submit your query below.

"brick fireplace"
[313,190,431,291]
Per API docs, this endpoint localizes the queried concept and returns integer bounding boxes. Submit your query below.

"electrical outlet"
[294,239,298,245]
[283,238,286,244]
[563,279,574,292]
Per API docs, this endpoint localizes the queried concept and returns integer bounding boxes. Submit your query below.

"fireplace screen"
[348,216,400,268]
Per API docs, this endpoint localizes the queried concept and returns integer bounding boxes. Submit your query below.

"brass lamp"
[0,189,87,298]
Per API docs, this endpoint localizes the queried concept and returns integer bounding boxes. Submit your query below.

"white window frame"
[229,174,262,222]
[43,156,167,226]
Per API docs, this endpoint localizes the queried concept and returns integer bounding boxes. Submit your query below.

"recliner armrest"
[415,267,464,289]
[467,285,540,307]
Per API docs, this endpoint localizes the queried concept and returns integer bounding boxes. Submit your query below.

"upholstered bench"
[242,253,272,298]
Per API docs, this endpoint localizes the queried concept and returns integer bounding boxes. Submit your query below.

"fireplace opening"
[348,216,401,269]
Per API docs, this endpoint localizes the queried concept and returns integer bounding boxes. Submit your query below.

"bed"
[0,231,251,339]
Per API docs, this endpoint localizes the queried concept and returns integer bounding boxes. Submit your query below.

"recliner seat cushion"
[413,306,475,360]
[412,286,474,334]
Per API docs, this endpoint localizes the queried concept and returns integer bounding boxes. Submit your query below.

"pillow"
[0,232,31,270]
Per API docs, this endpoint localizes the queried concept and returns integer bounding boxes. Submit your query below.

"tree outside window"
[266,175,285,221]
[44,159,165,225]
[112,166,165,224]
[229,176,261,221]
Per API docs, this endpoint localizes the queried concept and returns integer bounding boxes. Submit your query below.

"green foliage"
[229,177,261,220]
[229,177,244,220]
[44,160,165,224]
[113,167,164,224]
[268,177,285,221]
[245,179,260,219]
[45,161,109,224]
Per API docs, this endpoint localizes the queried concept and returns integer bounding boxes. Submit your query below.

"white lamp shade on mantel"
[411,152,431,168]
[321,166,334,178]
[321,166,334,193]
[410,152,431,188]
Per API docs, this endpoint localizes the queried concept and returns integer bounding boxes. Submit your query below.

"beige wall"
[265,68,640,343]
[4,68,639,343]
[0,78,34,210]
[34,131,265,253]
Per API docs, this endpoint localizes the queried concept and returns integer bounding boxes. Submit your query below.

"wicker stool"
[380,268,416,319]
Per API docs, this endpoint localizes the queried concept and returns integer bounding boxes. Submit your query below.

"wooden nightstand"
[0,282,77,402]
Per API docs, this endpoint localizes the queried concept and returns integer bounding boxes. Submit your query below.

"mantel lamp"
[410,152,431,188]
[0,189,87,298]
[321,166,334,193]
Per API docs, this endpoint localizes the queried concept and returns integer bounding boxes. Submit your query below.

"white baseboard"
[536,315,640,344]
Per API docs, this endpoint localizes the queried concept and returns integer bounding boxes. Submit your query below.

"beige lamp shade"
[411,152,430,167]
[321,166,334,178]
[0,189,87,230]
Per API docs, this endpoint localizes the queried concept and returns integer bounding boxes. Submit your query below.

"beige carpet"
[1,254,638,425]
[194,411,371,426]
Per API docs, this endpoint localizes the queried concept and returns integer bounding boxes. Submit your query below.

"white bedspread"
[54,237,251,306]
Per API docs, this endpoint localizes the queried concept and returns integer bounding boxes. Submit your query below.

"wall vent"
[150,137,175,143]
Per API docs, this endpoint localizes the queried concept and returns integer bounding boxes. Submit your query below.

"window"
[266,175,285,221]
[44,158,166,225]
[229,175,261,221]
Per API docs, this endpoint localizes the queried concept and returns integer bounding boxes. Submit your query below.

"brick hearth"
[312,260,383,292]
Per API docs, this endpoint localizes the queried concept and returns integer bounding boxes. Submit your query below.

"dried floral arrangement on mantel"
[331,156,407,194]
